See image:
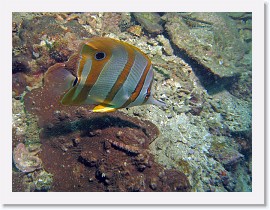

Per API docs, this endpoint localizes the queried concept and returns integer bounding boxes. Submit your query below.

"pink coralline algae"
[13,143,42,173]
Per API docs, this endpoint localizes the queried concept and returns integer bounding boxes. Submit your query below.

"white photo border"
[1,0,265,205]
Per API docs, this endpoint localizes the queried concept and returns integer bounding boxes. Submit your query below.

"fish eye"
[72,77,78,87]
[95,52,106,60]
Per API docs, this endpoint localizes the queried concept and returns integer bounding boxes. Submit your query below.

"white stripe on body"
[127,65,153,107]
[110,50,149,108]
[72,59,92,101]
[85,45,129,104]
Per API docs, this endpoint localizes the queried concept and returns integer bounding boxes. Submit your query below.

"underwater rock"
[13,168,53,192]
[35,108,190,191]
[17,16,68,71]
[13,12,252,192]
[127,25,142,37]
[226,71,252,102]
[19,15,89,45]
[209,139,244,169]
[227,12,252,20]
[100,13,122,34]
[12,56,31,74]
[13,143,42,173]
[23,62,191,191]
[219,149,244,168]
[164,169,192,191]
[12,72,29,96]
[32,170,53,191]
[232,130,252,157]
[156,35,174,56]
[12,171,26,192]
[12,98,29,149]
[133,13,163,34]
[13,13,90,74]
[164,13,249,78]
[37,116,191,192]
[208,91,252,133]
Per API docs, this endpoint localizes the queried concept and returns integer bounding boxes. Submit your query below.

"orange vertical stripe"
[120,60,152,108]
[101,45,135,105]
[71,40,113,104]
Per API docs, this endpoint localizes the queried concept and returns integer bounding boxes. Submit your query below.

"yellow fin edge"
[93,105,117,113]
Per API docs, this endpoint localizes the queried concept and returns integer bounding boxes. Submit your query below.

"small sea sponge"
[13,143,42,173]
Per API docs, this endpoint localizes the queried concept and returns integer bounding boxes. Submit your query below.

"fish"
[45,37,165,112]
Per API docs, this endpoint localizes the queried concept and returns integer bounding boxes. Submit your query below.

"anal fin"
[93,105,117,113]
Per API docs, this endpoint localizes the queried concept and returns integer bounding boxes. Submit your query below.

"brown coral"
[23,60,191,192]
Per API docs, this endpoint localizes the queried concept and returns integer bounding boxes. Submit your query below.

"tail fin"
[145,95,166,107]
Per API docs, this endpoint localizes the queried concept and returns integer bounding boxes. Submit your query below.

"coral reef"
[22,76,191,191]
[133,13,164,34]
[209,137,244,169]
[13,143,42,173]
[12,12,252,192]
[164,13,250,78]
[38,113,191,191]
[12,13,86,76]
